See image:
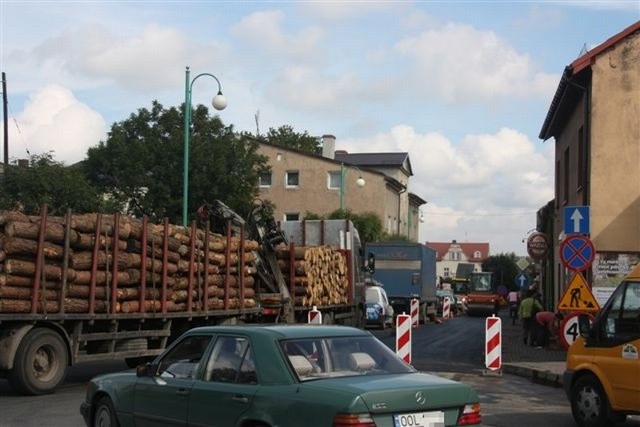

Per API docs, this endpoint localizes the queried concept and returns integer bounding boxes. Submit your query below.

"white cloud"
[28,24,223,93]
[232,11,324,64]
[4,85,106,164]
[393,23,558,103]
[339,125,554,253]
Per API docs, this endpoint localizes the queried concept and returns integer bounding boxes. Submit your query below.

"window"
[474,251,482,259]
[157,335,212,379]
[259,172,272,187]
[285,213,300,221]
[577,127,584,190]
[563,147,570,204]
[286,171,299,187]
[204,336,257,384]
[555,160,560,208]
[443,267,450,278]
[328,171,342,189]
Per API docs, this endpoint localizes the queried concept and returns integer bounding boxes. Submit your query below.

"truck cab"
[564,264,640,427]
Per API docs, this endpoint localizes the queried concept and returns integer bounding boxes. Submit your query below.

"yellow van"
[564,264,640,427]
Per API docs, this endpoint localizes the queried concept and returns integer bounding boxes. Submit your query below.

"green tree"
[0,153,107,215]
[84,101,269,223]
[328,209,383,244]
[262,125,321,154]
[482,253,520,290]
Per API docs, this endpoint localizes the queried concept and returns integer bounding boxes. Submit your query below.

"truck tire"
[8,328,68,395]
[93,396,120,427]
[570,375,617,427]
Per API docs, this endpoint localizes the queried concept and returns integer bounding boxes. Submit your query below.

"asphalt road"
[1,315,638,427]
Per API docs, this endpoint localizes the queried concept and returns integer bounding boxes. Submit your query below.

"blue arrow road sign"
[564,206,590,235]
[515,273,531,290]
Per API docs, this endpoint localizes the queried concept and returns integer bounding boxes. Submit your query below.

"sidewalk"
[499,313,567,387]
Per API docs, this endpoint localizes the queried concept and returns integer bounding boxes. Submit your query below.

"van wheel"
[8,328,68,395]
[570,375,612,427]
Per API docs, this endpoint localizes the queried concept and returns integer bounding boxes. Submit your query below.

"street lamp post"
[182,66,227,226]
[339,162,365,211]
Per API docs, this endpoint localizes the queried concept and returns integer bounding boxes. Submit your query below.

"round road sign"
[527,232,549,260]
[559,312,595,349]
[560,235,595,271]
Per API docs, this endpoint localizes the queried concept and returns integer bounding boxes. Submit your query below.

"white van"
[365,285,394,330]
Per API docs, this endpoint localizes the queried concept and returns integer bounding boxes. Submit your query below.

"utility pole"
[2,72,8,166]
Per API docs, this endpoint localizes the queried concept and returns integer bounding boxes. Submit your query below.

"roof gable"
[426,241,490,261]
[539,20,640,140]
[334,152,413,176]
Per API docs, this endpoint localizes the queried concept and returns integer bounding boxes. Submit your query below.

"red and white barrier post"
[410,298,420,327]
[485,315,502,371]
[396,313,412,364]
[308,305,322,324]
[442,297,451,319]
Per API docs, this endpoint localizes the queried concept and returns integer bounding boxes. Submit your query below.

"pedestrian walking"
[518,289,544,346]
[508,290,519,325]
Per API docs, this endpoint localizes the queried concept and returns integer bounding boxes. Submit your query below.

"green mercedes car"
[80,324,481,427]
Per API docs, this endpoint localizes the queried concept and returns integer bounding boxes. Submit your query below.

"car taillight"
[332,413,376,427]
[458,403,481,425]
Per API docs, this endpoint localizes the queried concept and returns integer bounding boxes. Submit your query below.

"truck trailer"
[0,202,364,395]
[363,242,437,323]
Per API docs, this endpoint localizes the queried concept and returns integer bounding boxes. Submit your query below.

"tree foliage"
[482,252,520,290]
[328,209,383,244]
[262,125,321,154]
[0,153,107,215]
[84,101,269,224]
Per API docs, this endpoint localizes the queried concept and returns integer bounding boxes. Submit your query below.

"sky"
[1,1,638,256]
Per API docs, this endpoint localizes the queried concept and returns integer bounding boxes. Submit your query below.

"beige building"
[539,21,640,301]
[257,135,426,241]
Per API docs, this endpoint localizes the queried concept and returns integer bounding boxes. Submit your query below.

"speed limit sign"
[560,312,595,349]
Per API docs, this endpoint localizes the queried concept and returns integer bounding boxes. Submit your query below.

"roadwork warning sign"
[557,272,600,313]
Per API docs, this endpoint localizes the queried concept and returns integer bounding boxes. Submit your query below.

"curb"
[503,363,564,388]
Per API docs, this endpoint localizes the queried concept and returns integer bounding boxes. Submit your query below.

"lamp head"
[212,92,227,110]
[356,177,365,188]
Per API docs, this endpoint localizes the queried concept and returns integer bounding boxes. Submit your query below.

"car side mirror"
[136,363,157,377]
[365,252,375,274]
[577,314,591,337]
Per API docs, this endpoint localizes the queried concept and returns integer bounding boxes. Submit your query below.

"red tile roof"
[426,241,490,261]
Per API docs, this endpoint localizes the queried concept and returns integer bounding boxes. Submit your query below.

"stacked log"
[276,245,351,307]
[0,210,258,314]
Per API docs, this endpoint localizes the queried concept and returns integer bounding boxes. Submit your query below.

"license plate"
[393,411,445,427]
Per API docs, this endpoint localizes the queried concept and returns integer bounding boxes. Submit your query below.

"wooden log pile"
[0,210,259,314]
[276,245,351,307]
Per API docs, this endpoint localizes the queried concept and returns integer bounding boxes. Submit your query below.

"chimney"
[321,134,336,159]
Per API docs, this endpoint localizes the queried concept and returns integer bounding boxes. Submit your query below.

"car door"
[133,335,213,427]
[594,281,640,410]
[188,335,259,427]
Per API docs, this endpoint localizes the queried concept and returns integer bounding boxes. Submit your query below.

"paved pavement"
[499,312,567,388]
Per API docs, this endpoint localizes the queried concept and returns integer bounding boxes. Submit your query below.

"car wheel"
[570,375,612,427]
[8,328,68,395]
[93,396,119,427]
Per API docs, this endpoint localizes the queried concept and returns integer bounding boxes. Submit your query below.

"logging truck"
[0,202,366,395]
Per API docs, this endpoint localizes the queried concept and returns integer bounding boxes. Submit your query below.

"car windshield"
[281,335,414,381]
